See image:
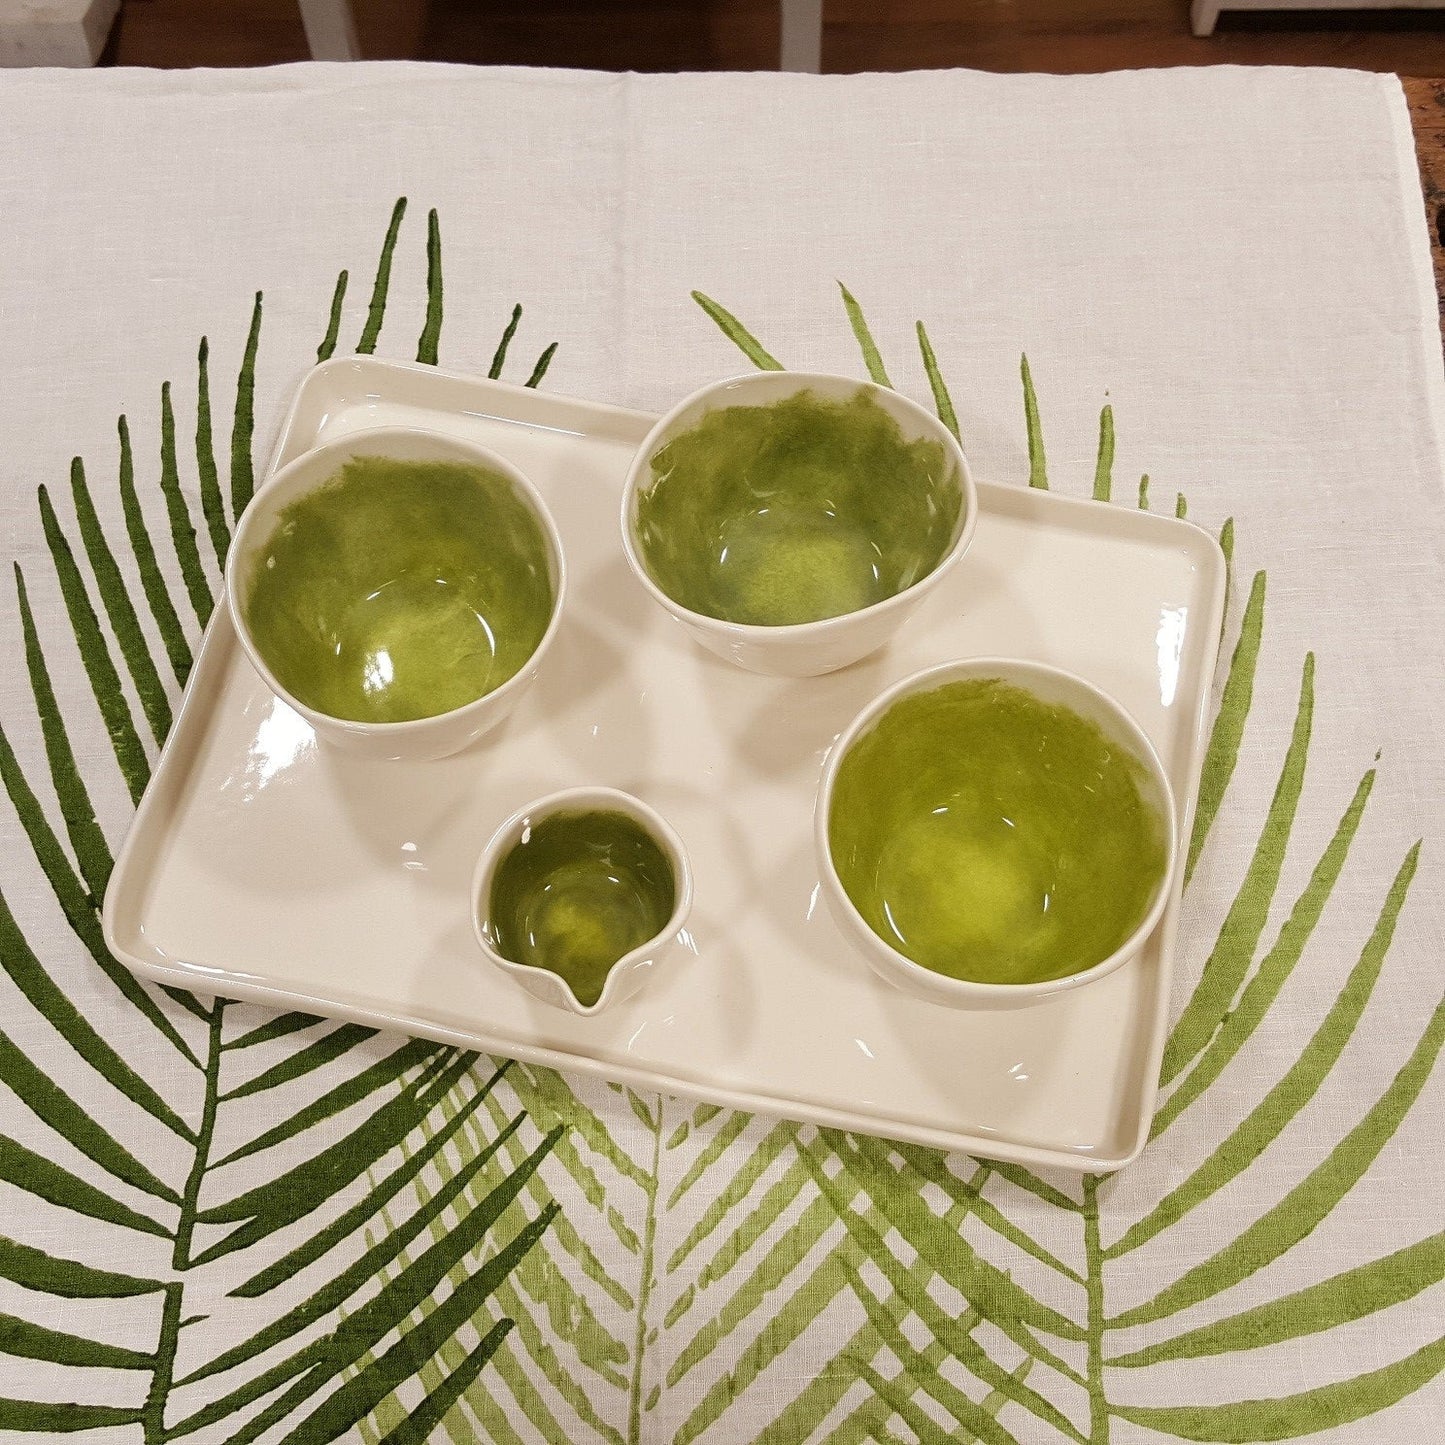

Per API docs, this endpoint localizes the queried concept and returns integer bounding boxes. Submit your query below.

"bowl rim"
[814,656,1180,1005]
[225,424,568,741]
[470,785,696,1017]
[619,370,978,640]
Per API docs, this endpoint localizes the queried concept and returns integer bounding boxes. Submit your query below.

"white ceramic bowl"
[471,786,695,1016]
[620,372,977,677]
[816,657,1178,1010]
[227,426,567,762]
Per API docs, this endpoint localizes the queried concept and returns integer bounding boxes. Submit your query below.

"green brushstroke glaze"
[3,248,1441,1445]
[692,290,784,370]
[916,321,961,442]
[195,337,230,570]
[526,341,558,388]
[636,388,960,627]
[36,486,151,803]
[1163,651,1312,1085]
[1185,567,1265,887]
[829,677,1166,985]
[1093,404,1114,501]
[489,304,522,378]
[115,414,191,684]
[67,457,171,744]
[230,292,262,520]
[839,282,892,386]
[241,456,555,724]
[318,270,348,363]
[1111,1332,1445,1441]
[417,209,443,365]
[1021,354,1047,489]
[486,810,675,1008]
[358,197,407,355]
[0,1236,162,1299]
[158,381,214,625]
[1152,765,1375,1141]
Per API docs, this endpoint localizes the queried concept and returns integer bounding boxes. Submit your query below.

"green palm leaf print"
[2,198,1440,1445]
[0,198,562,1440]
[614,282,1441,1443]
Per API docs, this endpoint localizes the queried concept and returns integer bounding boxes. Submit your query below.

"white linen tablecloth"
[0,62,1441,1443]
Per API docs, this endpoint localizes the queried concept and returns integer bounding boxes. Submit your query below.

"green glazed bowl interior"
[827,672,1171,989]
[633,384,963,628]
[241,451,557,725]
[484,807,677,1009]
[472,786,696,1015]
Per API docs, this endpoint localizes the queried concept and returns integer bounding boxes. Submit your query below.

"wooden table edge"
[1404,76,1444,328]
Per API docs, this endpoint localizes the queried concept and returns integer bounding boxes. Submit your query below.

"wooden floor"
[108,0,1445,74]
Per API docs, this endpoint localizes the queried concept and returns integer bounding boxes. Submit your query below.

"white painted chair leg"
[0,0,119,67]
[1190,0,1222,36]
[780,0,822,73]
[298,0,361,60]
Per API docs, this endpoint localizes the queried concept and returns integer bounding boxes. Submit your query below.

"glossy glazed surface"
[830,677,1167,985]
[242,455,554,723]
[484,809,676,1007]
[103,359,1226,1173]
[634,388,961,626]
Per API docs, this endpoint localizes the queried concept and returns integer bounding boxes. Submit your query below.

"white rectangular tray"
[104,357,1226,1173]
